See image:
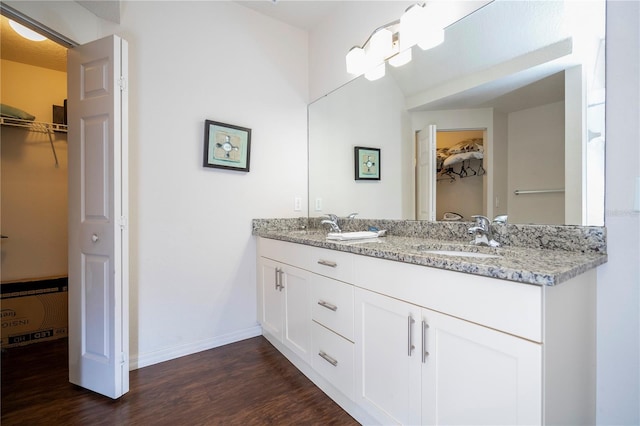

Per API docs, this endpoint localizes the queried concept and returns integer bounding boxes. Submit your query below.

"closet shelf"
[0,117,67,133]
[0,117,66,167]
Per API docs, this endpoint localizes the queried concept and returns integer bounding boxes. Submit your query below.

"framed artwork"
[203,120,251,172]
[354,146,380,180]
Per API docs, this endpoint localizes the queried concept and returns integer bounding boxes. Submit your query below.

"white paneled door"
[416,125,436,221]
[67,35,129,399]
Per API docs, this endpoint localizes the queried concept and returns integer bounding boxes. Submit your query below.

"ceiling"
[0,0,337,73]
[236,0,343,31]
[0,15,67,72]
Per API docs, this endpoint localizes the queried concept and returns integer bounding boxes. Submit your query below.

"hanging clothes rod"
[514,188,565,195]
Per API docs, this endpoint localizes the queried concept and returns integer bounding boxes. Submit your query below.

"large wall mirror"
[308,0,605,226]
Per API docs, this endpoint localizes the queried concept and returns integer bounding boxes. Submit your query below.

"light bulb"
[400,4,427,50]
[418,28,445,50]
[388,49,412,67]
[9,20,47,42]
[365,63,385,81]
[368,27,393,64]
[346,46,367,75]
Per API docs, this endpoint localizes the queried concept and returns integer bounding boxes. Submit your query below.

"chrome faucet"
[321,214,341,233]
[468,215,500,247]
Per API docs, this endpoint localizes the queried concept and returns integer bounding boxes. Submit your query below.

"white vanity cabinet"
[258,257,312,363]
[257,237,357,401]
[256,237,596,425]
[355,287,541,425]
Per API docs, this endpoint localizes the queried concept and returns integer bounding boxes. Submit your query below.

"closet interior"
[1,14,69,348]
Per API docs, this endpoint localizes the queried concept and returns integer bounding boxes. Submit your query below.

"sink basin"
[422,249,501,259]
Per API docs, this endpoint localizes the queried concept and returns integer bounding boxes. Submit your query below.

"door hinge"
[118,76,127,91]
[120,352,127,365]
[118,216,128,230]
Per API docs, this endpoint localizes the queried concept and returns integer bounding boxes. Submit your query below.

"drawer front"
[311,321,354,400]
[311,274,355,341]
[258,237,312,270]
[308,246,354,283]
[352,255,543,342]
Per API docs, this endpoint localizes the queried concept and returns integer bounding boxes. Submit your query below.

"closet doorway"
[1,7,130,400]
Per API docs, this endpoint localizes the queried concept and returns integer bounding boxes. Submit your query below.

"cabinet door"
[422,308,542,425]
[282,264,312,362]
[355,288,421,425]
[258,258,283,340]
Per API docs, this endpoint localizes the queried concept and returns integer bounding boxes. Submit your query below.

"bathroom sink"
[422,249,501,259]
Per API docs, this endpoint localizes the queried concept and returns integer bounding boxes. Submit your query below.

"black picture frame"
[354,146,381,180]
[203,120,251,172]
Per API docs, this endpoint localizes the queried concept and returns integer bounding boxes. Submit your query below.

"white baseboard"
[130,325,262,370]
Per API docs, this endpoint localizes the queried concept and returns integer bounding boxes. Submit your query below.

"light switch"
[294,197,302,211]
[315,198,322,211]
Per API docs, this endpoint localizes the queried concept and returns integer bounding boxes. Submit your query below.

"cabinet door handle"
[422,320,430,363]
[408,315,416,356]
[317,300,338,311]
[317,259,337,268]
[318,350,338,367]
[274,268,280,290]
[277,269,284,291]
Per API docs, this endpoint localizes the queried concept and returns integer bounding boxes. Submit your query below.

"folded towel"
[1,104,36,121]
[326,231,379,241]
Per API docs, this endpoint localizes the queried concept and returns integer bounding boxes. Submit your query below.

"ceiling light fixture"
[9,19,47,42]
[345,3,444,81]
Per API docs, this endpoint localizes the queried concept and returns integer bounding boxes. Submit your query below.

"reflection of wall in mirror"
[308,75,411,218]
[508,101,565,224]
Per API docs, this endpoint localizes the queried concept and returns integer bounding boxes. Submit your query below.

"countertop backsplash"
[252,218,606,254]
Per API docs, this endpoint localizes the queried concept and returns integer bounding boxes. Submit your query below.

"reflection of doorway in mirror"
[434,130,485,222]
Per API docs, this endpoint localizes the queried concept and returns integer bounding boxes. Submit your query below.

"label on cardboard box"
[1,278,68,348]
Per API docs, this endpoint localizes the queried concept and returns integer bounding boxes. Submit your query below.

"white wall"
[507,101,565,224]
[119,1,309,366]
[597,1,640,424]
[308,74,408,219]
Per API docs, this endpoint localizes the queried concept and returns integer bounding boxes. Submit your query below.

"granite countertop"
[255,228,607,286]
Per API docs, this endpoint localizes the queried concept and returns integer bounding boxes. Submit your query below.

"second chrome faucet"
[468,215,500,247]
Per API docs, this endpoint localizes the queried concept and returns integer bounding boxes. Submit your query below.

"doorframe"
[1,3,130,396]
[0,3,77,48]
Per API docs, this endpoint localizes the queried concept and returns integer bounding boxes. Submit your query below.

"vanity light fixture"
[9,19,47,42]
[345,2,445,81]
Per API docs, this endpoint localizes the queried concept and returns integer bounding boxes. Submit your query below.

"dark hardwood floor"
[1,336,359,425]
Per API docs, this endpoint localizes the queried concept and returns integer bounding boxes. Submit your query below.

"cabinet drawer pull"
[317,259,338,268]
[318,350,338,366]
[408,315,416,356]
[275,268,284,291]
[422,320,430,363]
[317,300,338,311]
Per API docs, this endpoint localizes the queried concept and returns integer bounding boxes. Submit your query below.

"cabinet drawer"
[352,255,543,342]
[311,274,354,341]
[312,321,354,400]
[258,237,312,270]
[308,246,353,283]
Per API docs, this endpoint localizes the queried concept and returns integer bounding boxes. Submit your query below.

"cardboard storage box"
[1,278,68,348]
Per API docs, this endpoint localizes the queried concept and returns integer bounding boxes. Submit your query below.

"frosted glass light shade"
[346,46,367,75]
[365,63,385,81]
[388,48,412,67]
[418,28,445,50]
[368,28,393,63]
[400,4,427,50]
[9,20,47,42]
